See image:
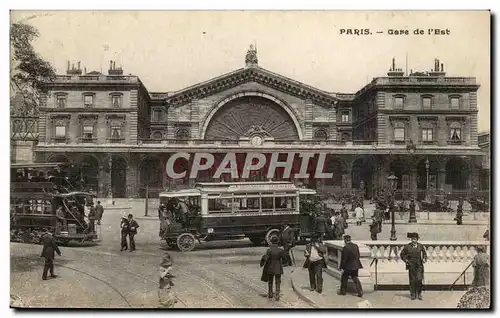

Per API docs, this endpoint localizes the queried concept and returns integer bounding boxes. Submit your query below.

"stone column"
[410,164,418,199]
[126,154,138,198]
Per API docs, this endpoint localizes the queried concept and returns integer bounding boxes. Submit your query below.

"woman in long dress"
[472,245,489,287]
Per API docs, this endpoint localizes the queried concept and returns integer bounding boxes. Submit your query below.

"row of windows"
[55,93,122,108]
[208,196,296,213]
[53,124,123,143]
[394,95,461,110]
[393,126,462,143]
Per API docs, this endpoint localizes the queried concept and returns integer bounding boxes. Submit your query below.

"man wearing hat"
[120,214,130,251]
[40,229,61,280]
[313,212,329,241]
[303,233,327,293]
[400,232,427,300]
[260,236,285,301]
[338,235,363,297]
[279,223,295,267]
[127,214,140,252]
[158,252,177,307]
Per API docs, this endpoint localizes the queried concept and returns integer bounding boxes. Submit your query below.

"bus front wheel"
[177,233,196,252]
[265,229,280,246]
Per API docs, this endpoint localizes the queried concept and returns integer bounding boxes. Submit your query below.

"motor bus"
[158,181,318,252]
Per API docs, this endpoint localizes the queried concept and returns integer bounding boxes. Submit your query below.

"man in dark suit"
[333,211,348,240]
[313,212,329,241]
[303,234,327,293]
[95,201,104,225]
[127,214,140,251]
[400,232,427,300]
[260,236,285,301]
[40,229,61,280]
[373,203,383,234]
[340,203,349,220]
[280,224,295,267]
[338,235,363,297]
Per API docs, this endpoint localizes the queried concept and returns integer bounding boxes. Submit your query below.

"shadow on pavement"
[10,255,72,273]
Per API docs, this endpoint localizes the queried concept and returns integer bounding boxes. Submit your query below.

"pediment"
[164,67,339,108]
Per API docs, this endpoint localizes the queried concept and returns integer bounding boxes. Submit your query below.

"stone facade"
[27,53,485,198]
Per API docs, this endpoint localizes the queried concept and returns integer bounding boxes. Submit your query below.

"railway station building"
[28,46,486,199]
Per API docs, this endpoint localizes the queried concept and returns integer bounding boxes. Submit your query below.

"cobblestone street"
[10,207,485,308]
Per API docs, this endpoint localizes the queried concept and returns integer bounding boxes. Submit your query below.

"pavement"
[289,266,466,309]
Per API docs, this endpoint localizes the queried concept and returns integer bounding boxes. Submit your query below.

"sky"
[10,10,490,131]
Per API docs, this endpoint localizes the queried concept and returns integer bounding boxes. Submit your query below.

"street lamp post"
[425,158,430,202]
[387,173,399,241]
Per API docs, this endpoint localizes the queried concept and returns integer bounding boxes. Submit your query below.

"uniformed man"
[400,232,427,300]
[127,214,140,252]
[260,236,285,301]
[40,229,61,280]
[95,201,104,225]
[369,216,379,240]
[338,234,363,297]
[303,233,327,293]
[279,224,295,267]
[340,203,349,220]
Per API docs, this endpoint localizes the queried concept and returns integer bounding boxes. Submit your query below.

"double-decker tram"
[158,181,317,252]
[10,163,99,245]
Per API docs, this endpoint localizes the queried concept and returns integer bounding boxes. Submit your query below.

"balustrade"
[324,240,489,291]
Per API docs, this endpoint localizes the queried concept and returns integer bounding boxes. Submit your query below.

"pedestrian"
[400,232,427,300]
[340,203,349,220]
[472,246,490,287]
[88,203,96,233]
[303,234,327,293]
[158,252,177,307]
[120,214,129,251]
[279,223,295,267]
[40,229,61,280]
[373,203,383,233]
[355,204,364,226]
[95,201,104,225]
[333,211,347,240]
[338,235,363,298]
[313,212,328,241]
[369,216,378,240]
[260,236,285,301]
[127,214,140,252]
[455,198,464,225]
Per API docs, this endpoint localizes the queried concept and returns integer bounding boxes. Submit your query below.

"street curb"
[289,270,319,308]
[135,216,159,220]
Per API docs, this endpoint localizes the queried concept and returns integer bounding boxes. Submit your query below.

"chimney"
[108,60,124,75]
[77,61,81,70]
[109,60,113,70]
[67,61,82,75]
[72,63,75,70]
[84,67,87,74]
[387,58,404,77]
[441,63,444,72]
[67,61,70,71]
[429,58,446,77]
[113,61,116,70]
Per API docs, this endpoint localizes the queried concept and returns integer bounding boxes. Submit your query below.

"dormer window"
[83,93,95,107]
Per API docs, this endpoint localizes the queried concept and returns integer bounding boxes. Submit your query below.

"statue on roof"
[245,44,258,66]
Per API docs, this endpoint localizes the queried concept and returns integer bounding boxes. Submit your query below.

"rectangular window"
[261,197,274,211]
[84,95,93,106]
[341,111,349,123]
[55,126,66,138]
[394,97,404,110]
[111,95,121,108]
[422,97,432,110]
[394,127,405,141]
[422,128,433,142]
[83,125,94,140]
[450,128,461,141]
[208,198,232,213]
[56,96,66,108]
[110,126,122,143]
[402,175,410,190]
[450,97,460,109]
[152,110,162,122]
[429,175,437,190]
